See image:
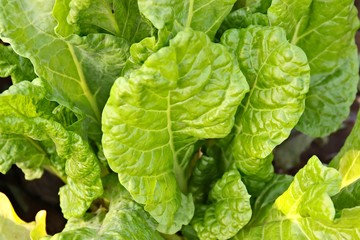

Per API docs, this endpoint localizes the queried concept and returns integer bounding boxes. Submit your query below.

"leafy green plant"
[0,0,359,239]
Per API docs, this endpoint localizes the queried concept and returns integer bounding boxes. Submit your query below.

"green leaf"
[53,0,77,37]
[233,0,272,13]
[0,80,103,218]
[191,170,251,240]
[332,179,360,211]
[0,192,47,240]
[330,110,360,210]
[55,0,153,44]
[275,156,341,220]
[235,156,360,239]
[0,0,129,139]
[245,0,272,13]
[188,153,224,204]
[0,44,36,84]
[0,134,48,180]
[138,0,236,40]
[249,174,293,224]
[221,26,310,180]
[102,29,249,233]
[218,8,268,36]
[268,0,360,137]
[48,174,163,240]
[331,110,360,169]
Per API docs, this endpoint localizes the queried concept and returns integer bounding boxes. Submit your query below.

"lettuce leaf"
[221,26,310,180]
[218,8,268,36]
[0,44,36,84]
[268,0,360,137]
[0,80,103,219]
[102,29,249,233]
[235,156,360,239]
[0,192,47,240]
[191,170,251,240]
[0,0,129,138]
[47,174,163,240]
[138,0,236,40]
[330,109,360,210]
[188,153,224,204]
[53,0,153,43]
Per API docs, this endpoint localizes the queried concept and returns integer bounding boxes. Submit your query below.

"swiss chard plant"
[0,0,359,239]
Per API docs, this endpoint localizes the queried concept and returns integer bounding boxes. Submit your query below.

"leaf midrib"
[66,42,101,123]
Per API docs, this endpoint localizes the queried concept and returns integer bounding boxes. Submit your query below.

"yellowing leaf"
[0,192,47,240]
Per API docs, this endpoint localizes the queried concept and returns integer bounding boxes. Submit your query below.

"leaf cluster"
[0,0,359,239]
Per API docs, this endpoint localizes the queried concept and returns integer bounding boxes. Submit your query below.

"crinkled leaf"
[0,134,47,180]
[0,44,36,84]
[0,80,103,218]
[138,0,236,40]
[188,153,224,204]
[233,0,272,13]
[191,170,251,240]
[236,157,360,239]
[54,0,153,44]
[221,26,310,179]
[0,0,129,139]
[275,156,341,220]
[102,29,248,233]
[268,0,360,137]
[0,192,47,240]
[48,175,163,240]
[218,8,268,36]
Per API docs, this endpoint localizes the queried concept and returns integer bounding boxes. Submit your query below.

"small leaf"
[218,8,268,36]
[235,157,360,239]
[0,192,47,240]
[49,174,163,240]
[0,44,36,83]
[55,0,153,43]
[191,170,252,240]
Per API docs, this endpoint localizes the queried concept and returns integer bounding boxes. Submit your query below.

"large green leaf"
[221,26,310,180]
[0,44,36,84]
[0,80,103,219]
[102,29,248,233]
[54,0,153,43]
[0,192,47,240]
[235,156,360,239]
[0,0,129,138]
[268,0,360,137]
[191,170,251,240]
[137,0,236,40]
[47,174,163,240]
